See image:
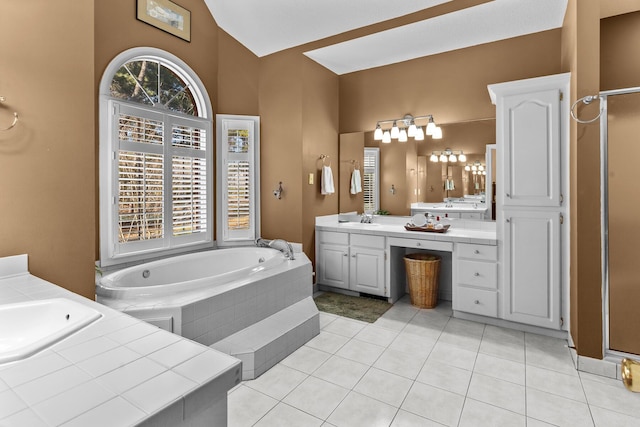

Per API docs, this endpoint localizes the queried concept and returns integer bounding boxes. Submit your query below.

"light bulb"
[449,154,457,162]
[373,124,383,140]
[426,117,436,136]
[382,130,391,143]
[459,152,466,162]
[432,126,443,139]
[465,165,471,171]
[407,121,417,137]
[482,171,486,175]
[390,121,399,139]
[478,165,484,171]
[472,165,477,171]
[414,126,424,141]
[398,129,407,142]
[439,153,448,162]
[472,170,477,175]
[430,153,438,162]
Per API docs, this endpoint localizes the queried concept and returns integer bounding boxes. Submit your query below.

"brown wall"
[339,30,563,134]
[561,0,603,359]
[339,133,365,213]
[601,11,640,90]
[218,30,260,116]
[0,1,96,299]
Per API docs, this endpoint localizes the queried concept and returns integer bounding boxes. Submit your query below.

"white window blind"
[363,148,380,212]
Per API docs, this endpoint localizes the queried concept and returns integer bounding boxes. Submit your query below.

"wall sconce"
[273,182,283,199]
[373,114,441,143]
[430,149,466,163]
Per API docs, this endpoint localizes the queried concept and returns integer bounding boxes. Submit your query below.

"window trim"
[99,48,214,267]
[216,114,261,246]
[364,147,380,213]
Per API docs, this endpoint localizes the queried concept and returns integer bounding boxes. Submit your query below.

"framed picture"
[137,0,191,42]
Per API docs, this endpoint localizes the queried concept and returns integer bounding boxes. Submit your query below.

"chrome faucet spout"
[267,238,295,260]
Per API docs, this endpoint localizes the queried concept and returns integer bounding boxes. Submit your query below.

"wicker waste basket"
[403,253,441,309]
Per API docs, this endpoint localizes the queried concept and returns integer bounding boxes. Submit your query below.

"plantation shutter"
[363,148,380,212]
[111,101,212,257]
[220,118,256,242]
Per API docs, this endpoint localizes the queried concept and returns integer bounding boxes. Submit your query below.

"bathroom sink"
[0,298,102,364]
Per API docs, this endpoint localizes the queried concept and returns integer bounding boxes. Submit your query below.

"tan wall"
[0,1,96,298]
[339,30,562,134]
[562,0,603,358]
[217,30,260,116]
[339,133,365,213]
[601,11,640,90]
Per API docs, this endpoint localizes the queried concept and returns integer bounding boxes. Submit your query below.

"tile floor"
[227,297,640,427]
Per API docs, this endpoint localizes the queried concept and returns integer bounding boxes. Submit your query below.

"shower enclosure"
[600,87,640,358]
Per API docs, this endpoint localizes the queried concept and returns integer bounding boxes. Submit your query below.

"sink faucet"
[267,239,295,260]
[360,212,374,223]
[445,198,453,208]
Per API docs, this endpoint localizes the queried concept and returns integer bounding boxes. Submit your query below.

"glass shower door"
[606,90,640,356]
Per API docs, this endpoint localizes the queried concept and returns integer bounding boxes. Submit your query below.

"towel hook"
[320,154,331,167]
[0,97,19,131]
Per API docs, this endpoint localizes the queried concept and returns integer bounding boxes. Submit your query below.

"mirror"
[339,118,496,217]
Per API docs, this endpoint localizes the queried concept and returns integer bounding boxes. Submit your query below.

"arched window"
[99,48,213,267]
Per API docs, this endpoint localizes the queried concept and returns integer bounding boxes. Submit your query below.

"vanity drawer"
[454,286,498,317]
[456,243,497,261]
[350,233,385,249]
[457,260,498,289]
[318,231,349,246]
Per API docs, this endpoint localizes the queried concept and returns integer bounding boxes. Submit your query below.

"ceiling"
[205,0,569,75]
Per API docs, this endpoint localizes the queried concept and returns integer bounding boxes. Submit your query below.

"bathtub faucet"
[269,239,295,260]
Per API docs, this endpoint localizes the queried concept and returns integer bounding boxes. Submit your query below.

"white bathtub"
[97,247,316,368]
[96,247,285,300]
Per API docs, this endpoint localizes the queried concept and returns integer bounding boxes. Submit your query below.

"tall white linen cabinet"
[488,73,570,332]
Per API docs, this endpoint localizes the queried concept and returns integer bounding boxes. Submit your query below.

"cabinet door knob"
[474,250,480,254]
[474,272,480,277]
[352,255,356,258]
[506,218,510,223]
[506,193,511,198]
[474,300,480,305]
[343,253,348,257]
[416,242,421,246]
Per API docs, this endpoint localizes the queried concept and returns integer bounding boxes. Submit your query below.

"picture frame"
[137,0,191,42]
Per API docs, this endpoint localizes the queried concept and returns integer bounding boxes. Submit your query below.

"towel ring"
[0,97,19,131]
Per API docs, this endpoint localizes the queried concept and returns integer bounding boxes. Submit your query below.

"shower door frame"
[600,85,640,360]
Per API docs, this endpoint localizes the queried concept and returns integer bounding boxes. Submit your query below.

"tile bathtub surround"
[228,297,640,427]
[0,264,242,427]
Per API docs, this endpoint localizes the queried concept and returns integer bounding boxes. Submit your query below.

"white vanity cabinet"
[489,73,569,331]
[316,231,349,289]
[316,230,387,296]
[503,210,562,329]
[349,234,386,296]
[453,243,498,317]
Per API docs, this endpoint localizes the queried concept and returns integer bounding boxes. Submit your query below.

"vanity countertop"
[316,215,497,246]
[0,255,241,427]
[410,202,488,213]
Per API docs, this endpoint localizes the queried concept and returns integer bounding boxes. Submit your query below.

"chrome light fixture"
[465,161,485,171]
[430,148,465,163]
[373,114,442,143]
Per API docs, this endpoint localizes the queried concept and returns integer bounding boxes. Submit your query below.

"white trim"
[216,114,261,246]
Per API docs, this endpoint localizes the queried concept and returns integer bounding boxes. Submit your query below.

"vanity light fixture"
[430,148,465,163]
[373,114,441,143]
[465,161,486,171]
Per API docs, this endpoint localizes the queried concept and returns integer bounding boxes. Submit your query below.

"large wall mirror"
[339,119,496,217]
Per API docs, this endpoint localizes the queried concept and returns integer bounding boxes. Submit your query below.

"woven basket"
[403,253,441,309]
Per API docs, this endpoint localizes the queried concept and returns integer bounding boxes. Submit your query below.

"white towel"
[350,169,362,194]
[321,165,335,195]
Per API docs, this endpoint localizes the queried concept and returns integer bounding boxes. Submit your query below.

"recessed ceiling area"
[206,0,569,75]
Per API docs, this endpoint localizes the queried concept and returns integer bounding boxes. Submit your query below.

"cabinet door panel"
[318,244,349,289]
[350,248,385,296]
[503,89,561,207]
[503,210,561,329]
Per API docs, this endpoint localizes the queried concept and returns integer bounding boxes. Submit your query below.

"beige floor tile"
[416,359,472,396]
[373,347,427,380]
[473,353,525,385]
[526,387,594,427]
[335,339,386,366]
[458,398,526,427]
[467,372,525,414]
[227,385,278,427]
[401,382,464,426]
[244,364,308,400]
[254,402,323,427]
[312,355,369,389]
[390,409,444,427]
[283,376,349,420]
